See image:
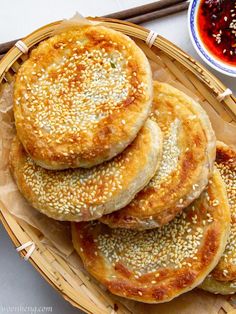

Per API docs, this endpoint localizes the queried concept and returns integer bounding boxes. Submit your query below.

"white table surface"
[0,1,235,314]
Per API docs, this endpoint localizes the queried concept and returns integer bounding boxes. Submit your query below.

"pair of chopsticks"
[0,0,189,58]
[104,0,189,24]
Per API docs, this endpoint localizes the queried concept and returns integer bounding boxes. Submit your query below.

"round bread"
[9,119,162,221]
[13,25,153,170]
[72,169,230,303]
[100,81,216,229]
[201,142,236,294]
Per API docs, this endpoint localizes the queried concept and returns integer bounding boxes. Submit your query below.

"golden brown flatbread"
[101,82,215,229]
[201,142,236,294]
[9,120,162,221]
[14,25,153,169]
[72,169,230,303]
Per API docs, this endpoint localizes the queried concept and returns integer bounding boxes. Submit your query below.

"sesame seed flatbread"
[72,169,230,303]
[9,120,162,221]
[13,25,153,170]
[100,82,216,229]
[201,142,236,294]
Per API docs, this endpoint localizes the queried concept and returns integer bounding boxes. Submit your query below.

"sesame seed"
[223,269,229,277]
[212,199,219,207]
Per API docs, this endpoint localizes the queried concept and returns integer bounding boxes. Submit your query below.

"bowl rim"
[188,0,236,78]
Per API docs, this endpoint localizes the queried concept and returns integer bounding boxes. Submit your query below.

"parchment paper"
[0,15,235,312]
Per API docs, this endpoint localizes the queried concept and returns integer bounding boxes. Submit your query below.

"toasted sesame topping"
[111,118,181,215]
[17,48,144,136]
[223,269,229,277]
[147,119,180,188]
[216,155,236,265]
[212,199,220,206]
[97,190,213,275]
[22,151,126,218]
[17,119,155,220]
[14,29,151,167]
[230,282,236,288]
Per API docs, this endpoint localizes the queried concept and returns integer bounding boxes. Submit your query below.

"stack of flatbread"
[9,24,235,303]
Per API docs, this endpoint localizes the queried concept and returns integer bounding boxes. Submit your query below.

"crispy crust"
[9,119,162,221]
[100,82,216,229]
[14,25,153,169]
[200,276,236,295]
[200,142,236,294]
[72,169,230,303]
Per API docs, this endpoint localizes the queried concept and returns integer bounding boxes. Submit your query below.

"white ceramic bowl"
[188,0,236,77]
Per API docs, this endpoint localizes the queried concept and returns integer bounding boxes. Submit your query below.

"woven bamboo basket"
[0,18,236,314]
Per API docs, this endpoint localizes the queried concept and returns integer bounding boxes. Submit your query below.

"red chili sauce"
[197,0,236,66]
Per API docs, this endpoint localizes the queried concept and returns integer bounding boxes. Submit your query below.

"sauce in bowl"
[197,0,236,66]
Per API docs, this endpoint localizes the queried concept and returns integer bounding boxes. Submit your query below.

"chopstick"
[0,39,19,55]
[125,2,189,24]
[104,0,187,19]
[0,0,189,56]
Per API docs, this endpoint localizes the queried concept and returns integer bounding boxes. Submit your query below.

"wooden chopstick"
[0,0,189,56]
[104,0,188,19]
[0,40,18,55]
[0,39,19,55]
[126,2,189,24]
